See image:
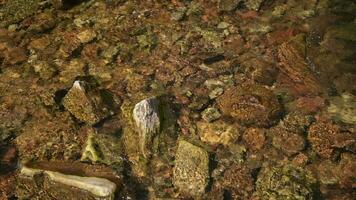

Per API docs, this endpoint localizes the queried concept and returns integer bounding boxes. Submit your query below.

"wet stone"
[63,81,112,125]
[197,120,241,146]
[308,119,354,159]
[0,0,41,27]
[209,87,224,99]
[59,59,86,85]
[16,166,117,200]
[222,164,255,200]
[271,126,306,156]
[133,97,161,157]
[81,128,124,170]
[218,0,242,12]
[217,85,282,127]
[77,29,97,44]
[171,7,187,21]
[245,0,264,11]
[327,93,356,124]
[201,107,221,122]
[242,128,266,151]
[173,140,210,197]
[255,163,317,200]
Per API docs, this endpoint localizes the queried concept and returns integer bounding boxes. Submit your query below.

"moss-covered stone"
[0,0,42,27]
[255,163,317,200]
[173,140,210,197]
[81,129,124,170]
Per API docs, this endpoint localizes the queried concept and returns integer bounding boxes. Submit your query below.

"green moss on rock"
[81,129,124,170]
[255,163,317,200]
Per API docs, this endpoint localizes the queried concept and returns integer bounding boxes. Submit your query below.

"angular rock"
[197,120,241,146]
[255,164,317,200]
[217,85,282,127]
[277,34,321,96]
[133,97,161,157]
[173,140,210,197]
[17,166,116,200]
[63,81,112,125]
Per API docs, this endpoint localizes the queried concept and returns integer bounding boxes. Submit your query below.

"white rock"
[20,166,117,200]
[133,97,161,157]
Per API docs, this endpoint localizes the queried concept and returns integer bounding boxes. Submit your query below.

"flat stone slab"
[17,166,117,200]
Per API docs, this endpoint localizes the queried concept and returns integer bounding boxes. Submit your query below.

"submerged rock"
[133,97,161,157]
[222,164,255,199]
[277,34,321,96]
[173,140,210,197]
[201,107,221,122]
[242,128,266,151]
[308,119,355,158]
[81,129,124,170]
[245,0,264,11]
[217,85,282,127]
[255,164,317,200]
[0,0,41,27]
[271,126,306,156]
[63,81,112,125]
[17,166,116,200]
[197,120,241,146]
[327,93,356,124]
[218,0,242,12]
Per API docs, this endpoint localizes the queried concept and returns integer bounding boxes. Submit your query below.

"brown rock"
[271,126,306,156]
[240,57,278,86]
[242,128,266,151]
[292,153,309,167]
[29,36,51,51]
[222,164,254,200]
[217,85,282,127]
[197,120,241,146]
[3,47,27,65]
[308,119,341,158]
[277,34,321,96]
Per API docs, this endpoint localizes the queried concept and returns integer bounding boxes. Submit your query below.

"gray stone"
[17,166,117,200]
[133,97,161,157]
[173,140,210,197]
